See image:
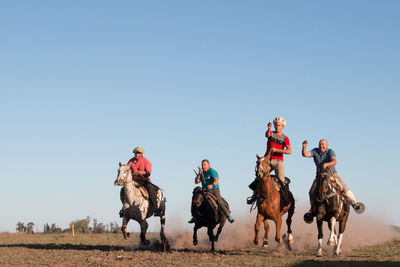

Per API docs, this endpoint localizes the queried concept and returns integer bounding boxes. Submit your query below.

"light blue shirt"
[310,148,337,174]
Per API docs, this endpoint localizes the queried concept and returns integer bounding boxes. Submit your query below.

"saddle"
[205,193,229,222]
[271,175,291,191]
[133,180,149,199]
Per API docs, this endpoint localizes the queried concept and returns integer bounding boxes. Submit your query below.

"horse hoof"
[142,240,150,246]
[327,239,335,246]
[287,233,294,244]
[253,240,259,246]
[193,240,198,246]
[316,249,323,257]
[262,241,269,247]
[126,232,130,238]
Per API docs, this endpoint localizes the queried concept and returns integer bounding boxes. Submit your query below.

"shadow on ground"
[293,260,400,266]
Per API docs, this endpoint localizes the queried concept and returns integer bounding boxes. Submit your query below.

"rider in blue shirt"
[188,159,234,224]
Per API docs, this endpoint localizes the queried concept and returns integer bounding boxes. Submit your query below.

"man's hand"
[270,147,276,153]
[114,180,117,186]
[207,184,213,190]
[136,171,146,176]
[322,163,329,169]
[267,122,272,130]
[302,140,308,147]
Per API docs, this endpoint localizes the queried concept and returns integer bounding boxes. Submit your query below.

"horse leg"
[207,226,215,251]
[316,219,323,257]
[286,203,295,245]
[121,216,130,240]
[214,223,224,242]
[193,225,199,246]
[139,220,150,245]
[254,213,264,245]
[274,215,282,243]
[262,218,270,247]
[327,217,337,246]
[335,218,348,256]
[159,214,167,251]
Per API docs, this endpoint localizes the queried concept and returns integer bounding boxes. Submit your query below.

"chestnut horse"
[253,154,295,247]
[312,169,350,256]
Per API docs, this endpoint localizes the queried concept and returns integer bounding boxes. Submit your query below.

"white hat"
[133,147,144,154]
[273,116,286,126]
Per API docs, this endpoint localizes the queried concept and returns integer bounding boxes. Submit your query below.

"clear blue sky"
[1,1,399,233]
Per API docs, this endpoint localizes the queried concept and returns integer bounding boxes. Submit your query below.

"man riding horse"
[115,147,162,217]
[302,139,365,220]
[188,159,235,224]
[247,117,292,208]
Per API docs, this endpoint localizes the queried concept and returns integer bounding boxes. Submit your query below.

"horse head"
[315,169,332,203]
[115,162,133,186]
[192,186,204,208]
[255,153,271,179]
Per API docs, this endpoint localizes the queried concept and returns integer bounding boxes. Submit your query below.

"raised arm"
[265,122,272,138]
[302,140,312,157]
[194,168,201,184]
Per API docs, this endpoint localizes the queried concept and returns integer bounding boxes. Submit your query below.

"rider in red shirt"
[248,117,292,207]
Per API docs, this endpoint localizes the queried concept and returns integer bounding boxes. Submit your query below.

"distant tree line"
[16,217,121,234]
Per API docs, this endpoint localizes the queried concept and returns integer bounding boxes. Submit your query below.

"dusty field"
[0,231,399,267]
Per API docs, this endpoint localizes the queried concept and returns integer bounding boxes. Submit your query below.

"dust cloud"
[166,205,400,252]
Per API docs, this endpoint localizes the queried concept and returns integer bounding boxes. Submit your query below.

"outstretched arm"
[302,140,311,157]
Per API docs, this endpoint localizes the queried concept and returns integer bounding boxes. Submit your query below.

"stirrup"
[352,202,365,214]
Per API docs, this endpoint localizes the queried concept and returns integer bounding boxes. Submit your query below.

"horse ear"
[256,154,260,160]
[119,162,122,167]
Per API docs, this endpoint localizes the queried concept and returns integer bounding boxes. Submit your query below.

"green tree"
[70,216,91,233]
[26,222,35,234]
[16,222,25,232]
[92,218,106,233]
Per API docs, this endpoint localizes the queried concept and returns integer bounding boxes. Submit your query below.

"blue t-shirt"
[200,167,220,190]
[310,148,337,173]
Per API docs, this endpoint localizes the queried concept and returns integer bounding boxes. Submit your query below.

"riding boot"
[146,183,160,216]
[247,191,258,205]
[280,182,291,208]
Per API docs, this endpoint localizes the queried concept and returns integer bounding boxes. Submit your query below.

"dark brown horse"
[253,154,295,247]
[312,169,350,256]
[191,186,227,251]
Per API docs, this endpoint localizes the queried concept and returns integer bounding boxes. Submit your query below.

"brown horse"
[191,187,227,251]
[253,154,295,247]
[312,169,350,256]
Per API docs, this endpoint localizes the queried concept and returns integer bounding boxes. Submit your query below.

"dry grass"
[0,233,399,266]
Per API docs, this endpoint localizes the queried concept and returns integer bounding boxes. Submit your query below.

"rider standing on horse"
[302,139,363,217]
[247,117,292,208]
[126,147,162,216]
[188,159,235,224]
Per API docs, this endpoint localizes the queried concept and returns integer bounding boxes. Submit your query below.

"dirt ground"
[0,232,399,266]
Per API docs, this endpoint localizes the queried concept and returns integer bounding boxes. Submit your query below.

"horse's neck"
[259,175,274,195]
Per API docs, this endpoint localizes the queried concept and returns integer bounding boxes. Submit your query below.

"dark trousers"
[139,180,159,209]
[209,188,231,217]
